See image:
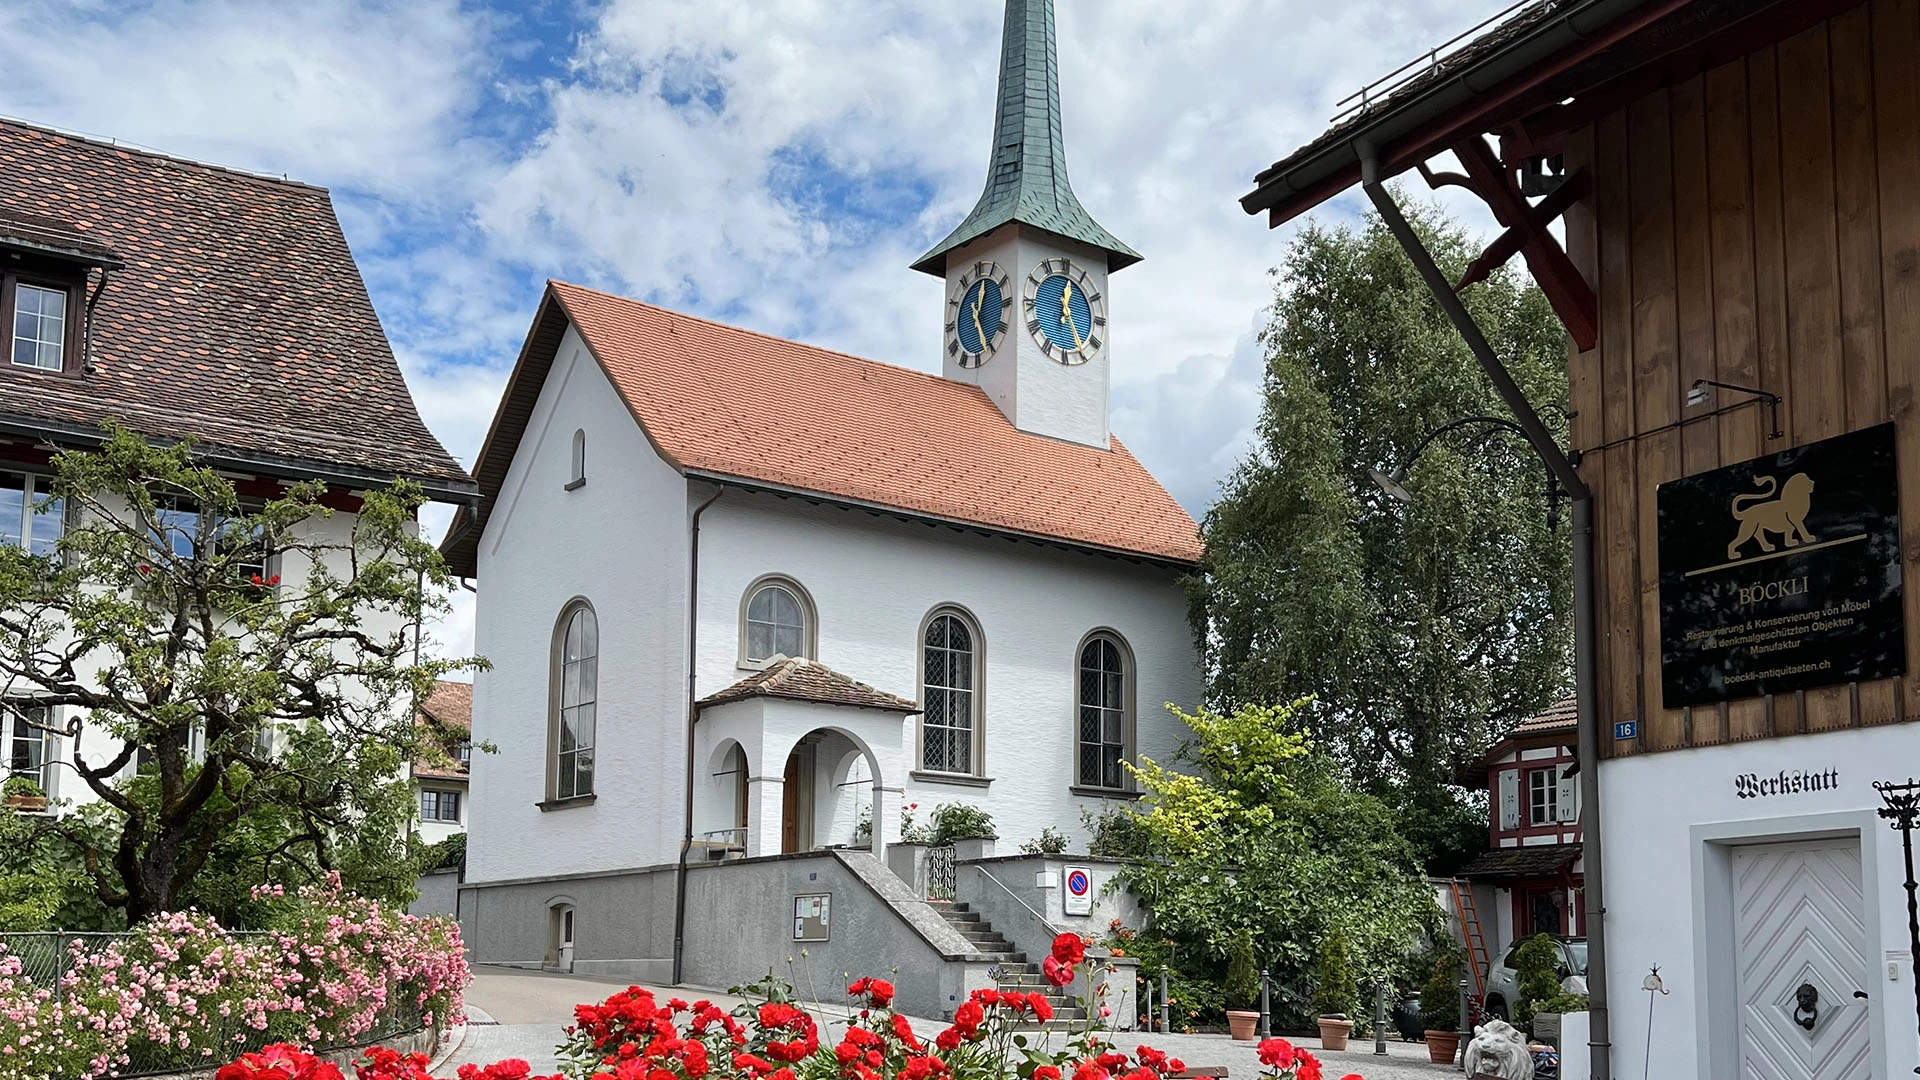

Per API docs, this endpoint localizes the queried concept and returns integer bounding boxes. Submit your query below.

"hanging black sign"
[1658,422,1904,708]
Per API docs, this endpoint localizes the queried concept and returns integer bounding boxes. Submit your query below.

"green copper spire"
[911,0,1140,277]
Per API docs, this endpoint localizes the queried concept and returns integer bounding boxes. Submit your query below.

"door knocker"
[1793,983,1820,1030]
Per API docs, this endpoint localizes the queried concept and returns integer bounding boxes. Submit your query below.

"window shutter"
[1498,768,1520,830]
[1556,767,1578,823]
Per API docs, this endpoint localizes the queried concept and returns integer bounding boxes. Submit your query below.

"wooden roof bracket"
[1419,134,1599,351]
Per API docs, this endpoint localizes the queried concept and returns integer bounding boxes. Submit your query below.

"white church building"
[447,0,1201,1007]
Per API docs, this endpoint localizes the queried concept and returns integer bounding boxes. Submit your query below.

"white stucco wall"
[692,491,1199,857]
[1597,723,1920,1078]
[467,325,691,883]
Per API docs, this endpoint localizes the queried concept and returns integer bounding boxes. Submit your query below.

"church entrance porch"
[692,657,916,862]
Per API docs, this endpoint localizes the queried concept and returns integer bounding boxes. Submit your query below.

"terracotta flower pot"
[1317,1016,1354,1051]
[1225,1009,1260,1042]
[1424,1030,1460,1064]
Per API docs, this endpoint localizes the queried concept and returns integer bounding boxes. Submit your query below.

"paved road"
[440,966,1459,1080]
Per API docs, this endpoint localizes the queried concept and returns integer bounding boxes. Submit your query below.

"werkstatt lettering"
[1734,768,1839,799]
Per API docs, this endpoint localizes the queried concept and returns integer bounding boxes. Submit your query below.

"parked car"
[1482,936,1588,1022]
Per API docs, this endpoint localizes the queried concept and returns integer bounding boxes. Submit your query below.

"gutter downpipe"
[672,484,725,986]
[1359,153,1611,1080]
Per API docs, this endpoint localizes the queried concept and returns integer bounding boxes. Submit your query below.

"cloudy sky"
[0,0,1513,660]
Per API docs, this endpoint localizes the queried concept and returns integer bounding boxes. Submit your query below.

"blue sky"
[0,0,1512,656]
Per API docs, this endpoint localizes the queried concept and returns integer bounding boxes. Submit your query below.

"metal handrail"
[972,866,1068,942]
[1329,0,1548,124]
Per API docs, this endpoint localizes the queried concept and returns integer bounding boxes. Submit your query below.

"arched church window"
[742,578,813,665]
[550,601,597,801]
[1076,632,1132,791]
[921,609,982,775]
[567,429,587,489]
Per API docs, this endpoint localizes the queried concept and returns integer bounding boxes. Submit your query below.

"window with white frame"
[1528,766,1558,826]
[552,603,597,800]
[4,705,54,792]
[419,789,461,822]
[920,610,978,774]
[0,471,64,556]
[11,283,68,371]
[1077,634,1130,789]
[744,581,808,664]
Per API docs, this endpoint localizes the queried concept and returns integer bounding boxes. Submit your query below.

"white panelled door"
[1732,839,1871,1079]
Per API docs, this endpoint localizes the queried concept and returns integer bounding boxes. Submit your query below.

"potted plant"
[1313,929,1356,1051]
[1511,934,1566,1034]
[1224,929,1260,1041]
[1420,943,1465,1065]
[2,776,47,812]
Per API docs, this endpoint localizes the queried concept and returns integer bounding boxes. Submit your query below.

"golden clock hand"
[1060,280,1086,349]
[970,287,989,349]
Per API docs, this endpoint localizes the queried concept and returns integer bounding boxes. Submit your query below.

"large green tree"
[0,426,474,925]
[1117,699,1437,1027]
[1190,200,1573,872]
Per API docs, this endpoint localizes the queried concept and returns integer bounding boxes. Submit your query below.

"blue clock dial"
[945,260,1011,368]
[955,278,1003,355]
[1034,274,1093,352]
[1022,258,1104,364]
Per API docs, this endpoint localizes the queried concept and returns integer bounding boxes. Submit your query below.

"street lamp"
[1370,415,1564,531]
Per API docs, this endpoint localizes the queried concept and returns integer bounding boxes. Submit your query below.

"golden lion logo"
[1727,472,1816,560]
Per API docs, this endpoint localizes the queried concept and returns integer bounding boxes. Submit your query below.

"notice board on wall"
[793,894,830,942]
[1657,422,1904,707]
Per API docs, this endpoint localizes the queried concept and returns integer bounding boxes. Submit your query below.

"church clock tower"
[911,0,1139,450]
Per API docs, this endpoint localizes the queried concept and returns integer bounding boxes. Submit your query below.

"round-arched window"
[746,583,808,663]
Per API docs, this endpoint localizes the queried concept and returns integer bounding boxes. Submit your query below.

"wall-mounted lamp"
[1686,379,1784,440]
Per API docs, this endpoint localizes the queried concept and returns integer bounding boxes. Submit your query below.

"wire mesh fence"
[0,929,427,1078]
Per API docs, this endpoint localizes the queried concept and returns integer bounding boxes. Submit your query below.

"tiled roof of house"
[1512,696,1578,737]
[412,680,472,782]
[1457,842,1581,881]
[441,281,1201,575]
[698,658,920,715]
[0,118,471,496]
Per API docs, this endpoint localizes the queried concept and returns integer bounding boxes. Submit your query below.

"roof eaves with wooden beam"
[1419,134,1598,350]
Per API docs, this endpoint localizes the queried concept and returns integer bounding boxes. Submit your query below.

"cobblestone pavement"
[442,967,1460,1080]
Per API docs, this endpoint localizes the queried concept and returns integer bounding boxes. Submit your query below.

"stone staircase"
[933,902,1088,1023]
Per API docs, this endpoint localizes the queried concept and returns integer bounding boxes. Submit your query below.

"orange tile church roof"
[443,281,1202,575]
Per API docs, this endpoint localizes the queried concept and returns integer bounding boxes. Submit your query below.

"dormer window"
[12,284,66,370]
[1,273,83,374]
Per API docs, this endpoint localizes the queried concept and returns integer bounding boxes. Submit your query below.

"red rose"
[1051,933,1087,965]
[1256,1039,1294,1070]
[1034,1069,1063,1080]
[1042,956,1074,987]
[1028,994,1055,1021]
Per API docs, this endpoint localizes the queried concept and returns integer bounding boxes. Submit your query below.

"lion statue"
[1727,471,1816,560]
[1464,1018,1535,1079]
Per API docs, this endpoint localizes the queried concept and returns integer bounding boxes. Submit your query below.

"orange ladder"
[1448,878,1491,996]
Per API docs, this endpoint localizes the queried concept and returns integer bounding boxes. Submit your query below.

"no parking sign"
[1063,865,1093,916]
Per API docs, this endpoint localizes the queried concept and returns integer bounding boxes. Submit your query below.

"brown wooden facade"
[1561,0,1920,757]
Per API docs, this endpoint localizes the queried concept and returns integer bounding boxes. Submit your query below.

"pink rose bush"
[0,874,467,1080]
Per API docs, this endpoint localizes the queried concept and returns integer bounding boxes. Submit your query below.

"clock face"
[945,261,1012,368]
[1023,258,1105,364]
